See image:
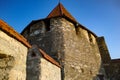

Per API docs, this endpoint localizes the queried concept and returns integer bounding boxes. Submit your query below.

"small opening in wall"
[81,68,84,73]
[97,74,104,80]
[74,23,80,35]
[44,19,50,31]
[89,38,92,42]
[88,32,93,43]
[90,70,92,75]
[75,27,79,35]
[0,54,7,59]
[31,52,36,57]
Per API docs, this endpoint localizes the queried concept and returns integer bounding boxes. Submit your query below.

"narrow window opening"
[74,23,79,34]
[31,52,36,57]
[97,74,104,80]
[44,19,50,31]
[90,70,92,75]
[81,68,84,73]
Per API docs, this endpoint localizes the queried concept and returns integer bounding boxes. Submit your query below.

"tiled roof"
[0,20,31,47]
[47,3,97,37]
[39,49,61,67]
[47,3,76,22]
[21,3,97,37]
[0,20,60,67]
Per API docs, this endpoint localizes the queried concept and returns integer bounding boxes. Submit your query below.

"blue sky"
[0,0,120,59]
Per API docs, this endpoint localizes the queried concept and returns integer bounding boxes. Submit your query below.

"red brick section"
[47,3,77,22]
[0,20,61,68]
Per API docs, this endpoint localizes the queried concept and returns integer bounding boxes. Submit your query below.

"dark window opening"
[0,54,7,59]
[81,68,84,73]
[44,19,50,31]
[97,74,104,80]
[31,52,36,57]
[90,70,92,75]
[75,26,79,34]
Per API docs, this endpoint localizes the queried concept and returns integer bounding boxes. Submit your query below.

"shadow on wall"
[26,45,41,80]
[109,60,120,80]
[93,61,120,80]
[92,63,106,80]
[0,54,14,80]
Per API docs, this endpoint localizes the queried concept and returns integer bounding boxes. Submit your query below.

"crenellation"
[0,2,120,80]
[29,21,46,36]
[77,27,90,41]
[90,33,96,44]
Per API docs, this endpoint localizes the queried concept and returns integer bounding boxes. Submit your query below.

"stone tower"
[21,3,105,80]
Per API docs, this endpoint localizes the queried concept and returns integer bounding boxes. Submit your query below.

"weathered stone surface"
[27,45,41,80]
[59,18,101,80]
[0,54,14,80]
[0,30,28,80]
[106,59,120,80]
[41,58,61,80]
[2,3,120,80]
[0,22,61,80]
[97,37,111,79]
[22,17,102,80]
[22,19,65,62]
[27,45,61,80]
[97,37,111,64]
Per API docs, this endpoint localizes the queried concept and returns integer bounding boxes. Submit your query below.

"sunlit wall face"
[0,0,119,58]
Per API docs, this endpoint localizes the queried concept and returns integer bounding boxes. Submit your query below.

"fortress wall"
[22,17,102,80]
[40,58,61,80]
[0,29,61,80]
[59,18,101,80]
[22,19,65,62]
[27,45,61,80]
[110,59,120,80]
[97,37,111,78]
[96,36,120,80]
[23,21,46,41]
[97,37,111,64]
[0,30,28,80]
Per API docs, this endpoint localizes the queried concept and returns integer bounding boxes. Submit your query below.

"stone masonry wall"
[59,18,101,80]
[97,37,111,79]
[22,20,65,62]
[109,60,120,80]
[26,45,41,80]
[27,45,61,80]
[40,58,61,80]
[22,17,102,80]
[0,30,28,80]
